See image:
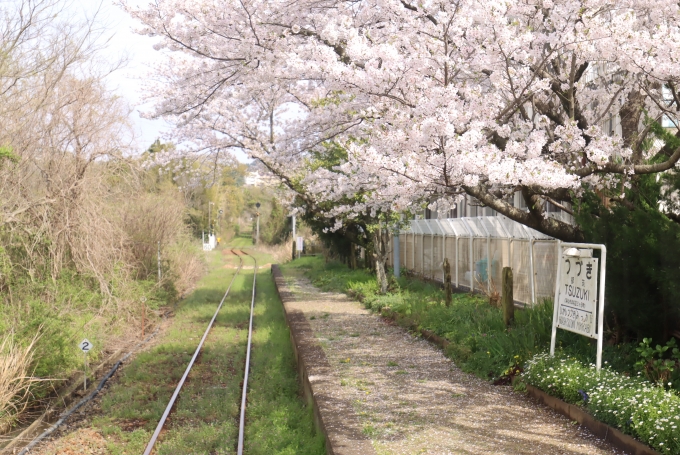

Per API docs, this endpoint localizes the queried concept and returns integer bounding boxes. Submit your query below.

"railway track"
[143,248,258,455]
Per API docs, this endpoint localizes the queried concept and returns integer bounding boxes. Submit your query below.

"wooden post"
[502,267,514,326]
[141,297,147,339]
[443,258,452,307]
[292,240,296,261]
[349,243,357,269]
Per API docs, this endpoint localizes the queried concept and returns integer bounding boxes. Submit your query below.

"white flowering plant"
[523,353,680,454]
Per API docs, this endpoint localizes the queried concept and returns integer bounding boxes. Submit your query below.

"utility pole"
[208,201,214,235]
[292,214,296,239]
[255,202,261,245]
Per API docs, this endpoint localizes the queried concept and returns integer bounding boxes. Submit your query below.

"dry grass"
[0,332,40,433]
[257,242,295,264]
[476,276,501,307]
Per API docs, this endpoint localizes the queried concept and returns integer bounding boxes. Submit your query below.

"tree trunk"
[372,227,389,294]
[349,242,357,269]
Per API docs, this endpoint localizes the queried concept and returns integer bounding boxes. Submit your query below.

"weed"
[362,424,378,436]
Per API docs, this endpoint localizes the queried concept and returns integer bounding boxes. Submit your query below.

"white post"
[455,236,459,288]
[430,229,435,279]
[420,234,425,276]
[292,214,296,239]
[597,246,607,371]
[411,232,416,272]
[549,240,562,358]
[461,218,474,292]
[529,239,536,305]
[478,218,491,293]
[84,352,87,391]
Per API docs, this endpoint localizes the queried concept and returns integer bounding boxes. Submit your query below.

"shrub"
[523,353,680,454]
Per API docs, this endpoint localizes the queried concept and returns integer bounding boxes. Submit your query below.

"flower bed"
[523,353,680,454]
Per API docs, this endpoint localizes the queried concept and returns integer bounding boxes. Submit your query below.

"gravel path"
[282,272,624,455]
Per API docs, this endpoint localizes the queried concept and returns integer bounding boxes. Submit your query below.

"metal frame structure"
[397,216,559,306]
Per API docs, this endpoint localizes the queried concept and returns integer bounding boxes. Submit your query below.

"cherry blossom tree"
[127,0,680,241]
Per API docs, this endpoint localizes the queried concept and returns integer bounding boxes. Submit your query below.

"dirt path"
[280,272,625,455]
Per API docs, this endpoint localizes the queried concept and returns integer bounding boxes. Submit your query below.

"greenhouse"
[396,217,559,306]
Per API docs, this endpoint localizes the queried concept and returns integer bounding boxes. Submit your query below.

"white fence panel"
[394,217,560,306]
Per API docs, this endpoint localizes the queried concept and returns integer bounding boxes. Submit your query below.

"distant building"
[422,193,574,225]
[244,171,279,187]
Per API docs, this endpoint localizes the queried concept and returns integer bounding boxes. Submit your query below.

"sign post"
[550,243,607,370]
[78,339,93,391]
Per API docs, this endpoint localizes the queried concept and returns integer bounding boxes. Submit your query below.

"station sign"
[556,255,598,338]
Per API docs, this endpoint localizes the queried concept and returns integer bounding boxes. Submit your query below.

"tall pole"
[208,202,213,236]
[292,214,296,240]
[255,202,261,245]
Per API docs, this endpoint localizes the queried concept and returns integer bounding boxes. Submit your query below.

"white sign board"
[296,237,303,252]
[79,339,93,353]
[556,256,598,338]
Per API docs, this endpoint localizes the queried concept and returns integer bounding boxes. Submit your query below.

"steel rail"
[143,249,244,455]
[236,250,257,455]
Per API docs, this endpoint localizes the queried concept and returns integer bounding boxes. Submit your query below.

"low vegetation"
[523,354,680,455]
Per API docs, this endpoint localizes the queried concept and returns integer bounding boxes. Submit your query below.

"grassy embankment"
[284,256,638,381]
[0,271,169,414]
[70,243,323,455]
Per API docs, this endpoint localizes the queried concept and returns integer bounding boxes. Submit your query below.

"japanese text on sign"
[556,256,598,338]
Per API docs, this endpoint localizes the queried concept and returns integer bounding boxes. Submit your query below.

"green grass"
[0,270,165,396]
[90,244,324,455]
[230,234,255,248]
[283,256,638,381]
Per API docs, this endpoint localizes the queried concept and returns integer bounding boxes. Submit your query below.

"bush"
[523,353,680,455]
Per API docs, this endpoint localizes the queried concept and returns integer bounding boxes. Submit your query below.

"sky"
[71,1,249,162]
[87,0,171,152]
